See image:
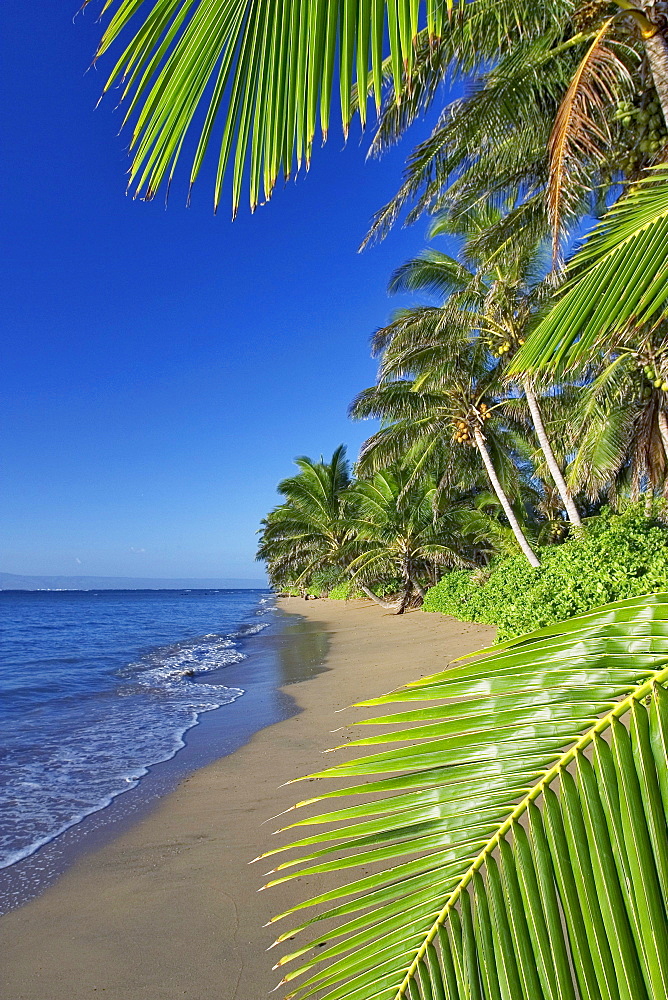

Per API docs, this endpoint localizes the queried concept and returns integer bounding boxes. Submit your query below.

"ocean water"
[0,588,273,873]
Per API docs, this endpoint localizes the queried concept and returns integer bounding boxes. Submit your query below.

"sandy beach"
[0,599,493,1000]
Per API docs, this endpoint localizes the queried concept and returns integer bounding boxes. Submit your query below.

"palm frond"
[511,164,668,376]
[548,20,635,262]
[92,0,456,213]
[263,594,668,1000]
[388,251,474,298]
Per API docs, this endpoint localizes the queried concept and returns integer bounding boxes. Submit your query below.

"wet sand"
[0,599,493,1000]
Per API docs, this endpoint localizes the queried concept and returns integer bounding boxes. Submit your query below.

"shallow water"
[0,589,273,873]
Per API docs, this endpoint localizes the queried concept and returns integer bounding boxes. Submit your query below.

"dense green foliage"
[424,503,668,638]
[326,581,354,600]
[281,567,346,598]
[327,578,402,600]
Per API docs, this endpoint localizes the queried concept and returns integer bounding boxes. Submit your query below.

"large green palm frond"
[93,0,453,212]
[260,593,668,1000]
[510,164,668,376]
[92,0,578,214]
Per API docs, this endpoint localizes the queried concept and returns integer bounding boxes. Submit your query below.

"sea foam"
[0,590,273,873]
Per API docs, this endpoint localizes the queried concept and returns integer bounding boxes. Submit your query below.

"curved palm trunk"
[658,408,668,460]
[359,583,398,611]
[618,2,668,119]
[522,378,582,527]
[644,29,668,121]
[396,557,412,615]
[473,428,541,569]
[410,576,426,600]
[657,409,668,498]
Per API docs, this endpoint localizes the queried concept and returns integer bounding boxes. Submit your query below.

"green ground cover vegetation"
[423,502,668,637]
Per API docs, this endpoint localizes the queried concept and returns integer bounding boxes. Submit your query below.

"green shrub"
[328,581,355,600]
[424,503,668,639]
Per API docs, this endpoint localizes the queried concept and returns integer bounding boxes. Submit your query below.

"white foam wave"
[0,681,244,873]
[0,595,275,878]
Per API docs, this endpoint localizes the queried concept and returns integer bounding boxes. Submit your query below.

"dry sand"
[0,600,493,1000]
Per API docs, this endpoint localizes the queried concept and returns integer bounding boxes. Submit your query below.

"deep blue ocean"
[0,589,273,873]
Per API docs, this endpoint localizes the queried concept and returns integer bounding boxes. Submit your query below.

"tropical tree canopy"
[257,445,353,590]
[362,1,668,254]
[346,468,470,610]
[260,593,668,1000]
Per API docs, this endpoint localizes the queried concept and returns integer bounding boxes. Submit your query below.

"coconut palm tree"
[345,468,472,613]
[566,347,668,501]
[381,206,583,525]
[260,593,668,1000]
[257,445,354,591]
[350,321,542,568]
[363,3,668,258]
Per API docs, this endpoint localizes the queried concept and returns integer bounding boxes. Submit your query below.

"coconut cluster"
[454,404,492,444]
[549,521,568,541]
[643,363,668,392]
[617,87,667,173]
[491,336,524,358]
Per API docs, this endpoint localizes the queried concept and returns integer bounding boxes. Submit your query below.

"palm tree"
[363,4,668,257]
[345,468,471,613]
[350,322,542,568]
[257,445,353,592]
[382,207,583,525]
[261,593,668,1000]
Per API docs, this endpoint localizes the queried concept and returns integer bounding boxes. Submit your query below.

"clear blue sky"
[2,2,454,580]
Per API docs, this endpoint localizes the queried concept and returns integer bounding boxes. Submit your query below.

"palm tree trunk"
[396,559,412,615]
[644,29,668,122]
[522,378,582,527]
[359,583,398,611]
[617,2,668,119]
[658,408,668,460]
[410,576,426,599]
[657,410,668,499]
[473,428,541,569]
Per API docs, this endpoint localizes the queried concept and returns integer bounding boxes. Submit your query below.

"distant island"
[0,572,267,591]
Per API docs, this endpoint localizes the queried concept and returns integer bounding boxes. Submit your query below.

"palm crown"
[257,446,353,590]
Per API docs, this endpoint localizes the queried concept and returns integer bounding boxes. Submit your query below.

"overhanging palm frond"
[92,0,455,213]
[262,593,668,1000]
[511,164,668,376]
[548,20,635,261]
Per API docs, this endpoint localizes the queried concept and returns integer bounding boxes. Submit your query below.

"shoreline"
[0,603,325,914]
[0,599,494,1000]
